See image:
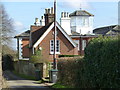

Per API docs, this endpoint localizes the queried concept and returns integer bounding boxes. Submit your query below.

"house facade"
[15,7,97,60]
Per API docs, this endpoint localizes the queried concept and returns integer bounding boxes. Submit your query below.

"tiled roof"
[69,10,94,17]
[93,25,118,35]
[14,30,30,38]
[31,22,53,46]
[32,22,77,48]
[113,25,120,31]
[71,31,80,35]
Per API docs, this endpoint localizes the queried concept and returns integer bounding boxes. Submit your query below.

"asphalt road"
[3,71,53,89]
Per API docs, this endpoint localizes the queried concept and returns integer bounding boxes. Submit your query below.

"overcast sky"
[1,0,119,50]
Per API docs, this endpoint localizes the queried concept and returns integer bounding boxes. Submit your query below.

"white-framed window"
[50,40,60,54]
[82,17,88,27]
[74,40,80,51]
[82,40,87,50]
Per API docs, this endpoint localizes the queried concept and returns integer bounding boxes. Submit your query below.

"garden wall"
[14,60,45,78]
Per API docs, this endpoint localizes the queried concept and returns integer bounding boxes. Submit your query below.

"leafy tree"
[30,50,48,64]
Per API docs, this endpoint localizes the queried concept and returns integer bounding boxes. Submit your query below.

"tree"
[30,50,48,64]
[0,4,3,89]
[0,4,15,88]
[1,4,15,56]
[1,5,14,45]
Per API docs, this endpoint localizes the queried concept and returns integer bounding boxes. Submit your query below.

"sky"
[1,0,119,50]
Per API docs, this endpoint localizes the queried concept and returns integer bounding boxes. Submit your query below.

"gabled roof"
[113,25,120,31]
[32,22,76,48]
[69,10,94,17]
[93,25,120,35]
[31,22,53,46]
[14,30,30,38]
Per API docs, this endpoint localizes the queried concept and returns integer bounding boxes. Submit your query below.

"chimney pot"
[51,7,54,14]
[45,8,48,14]
[48,8,50,14]
[67,12,69,17]
[34,18,40,26]
[64,12,67,17]
[35,18,38,22]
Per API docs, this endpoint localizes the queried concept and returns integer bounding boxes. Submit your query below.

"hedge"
[57,36,120,88]
[84,36,120,88]
[57,58,84,87]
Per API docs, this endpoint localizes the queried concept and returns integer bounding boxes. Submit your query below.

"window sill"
[50,52,60,55]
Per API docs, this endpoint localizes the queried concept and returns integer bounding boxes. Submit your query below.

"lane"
[3,70,52,89]
[7,80,48,88]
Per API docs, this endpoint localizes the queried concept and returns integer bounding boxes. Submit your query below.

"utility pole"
[49,0,58,83]
[53,0,57,70]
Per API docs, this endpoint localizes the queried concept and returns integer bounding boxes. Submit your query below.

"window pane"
[50,40,60,53]
[82,40,86,50]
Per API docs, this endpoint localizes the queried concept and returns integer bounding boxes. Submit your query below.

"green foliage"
[57,58,84,87]
[30,50,48,64]
[52,82,73,88]
[2,54,14,71]
[84,36,120,88]
[58,55,81,58]
[57,36,120,88]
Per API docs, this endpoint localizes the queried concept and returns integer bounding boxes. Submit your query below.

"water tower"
[70,10,94,35]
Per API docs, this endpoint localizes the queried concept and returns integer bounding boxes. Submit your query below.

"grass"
[13,71,36,80]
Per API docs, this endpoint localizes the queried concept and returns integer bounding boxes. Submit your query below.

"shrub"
[30,50,48,64]
[84,36,120,88]
[57,58,84,87]
[57,36,120,88]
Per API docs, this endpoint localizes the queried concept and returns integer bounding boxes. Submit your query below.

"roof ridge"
[94,25,117,30]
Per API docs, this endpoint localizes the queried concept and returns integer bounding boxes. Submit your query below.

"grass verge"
[52,83,73,88]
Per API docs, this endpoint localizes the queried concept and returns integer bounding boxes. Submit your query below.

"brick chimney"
[44,7,54,25]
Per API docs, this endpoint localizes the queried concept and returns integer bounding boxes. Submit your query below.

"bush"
[57,36,120,88]
[84,36,120,88]
[30,50,48,64]
[57,58,84,87]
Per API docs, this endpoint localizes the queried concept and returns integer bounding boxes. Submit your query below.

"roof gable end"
[33,22,76,48]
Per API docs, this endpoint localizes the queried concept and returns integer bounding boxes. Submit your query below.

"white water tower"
[70,10,94,35]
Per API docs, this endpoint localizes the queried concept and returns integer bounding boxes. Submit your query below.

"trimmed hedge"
[57,58,84,87]
[57,36,120,88]
[84,36,120,88]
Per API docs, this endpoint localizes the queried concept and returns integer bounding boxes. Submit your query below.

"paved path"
[3,71,53,89]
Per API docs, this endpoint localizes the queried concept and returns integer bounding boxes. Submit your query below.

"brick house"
[15,8,78,61]
[15,7,97,61]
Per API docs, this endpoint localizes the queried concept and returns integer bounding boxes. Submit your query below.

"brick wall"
[37,27,78,61]
[22,39,30,58]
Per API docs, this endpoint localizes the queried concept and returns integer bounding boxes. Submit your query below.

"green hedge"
[57,36,120,88]
[57,58,84,87]
[84,36,120,88]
